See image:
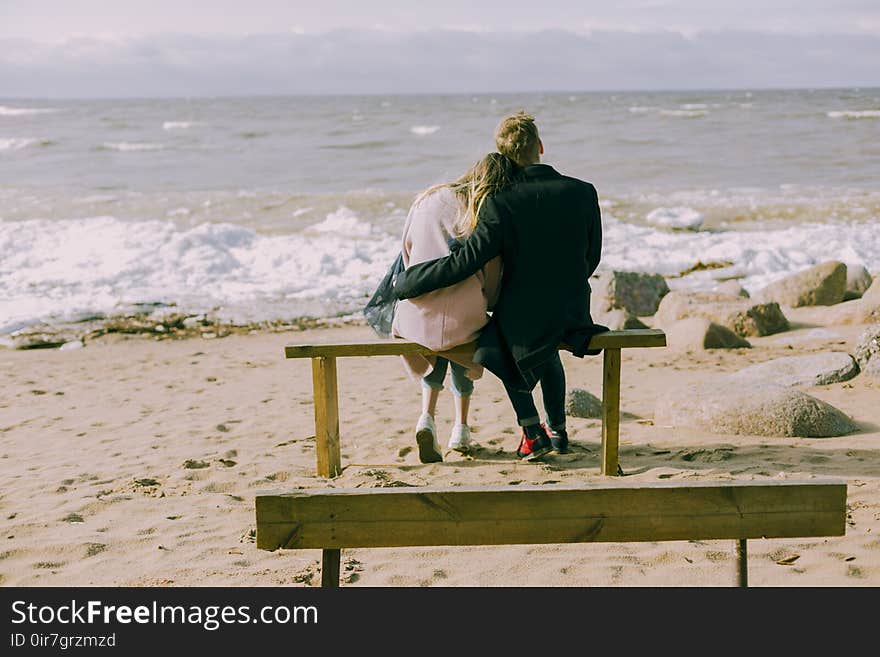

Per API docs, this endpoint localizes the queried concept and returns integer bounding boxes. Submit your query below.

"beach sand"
[2,312,878,587]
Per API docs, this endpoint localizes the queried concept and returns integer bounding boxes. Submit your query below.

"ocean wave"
[660,109,708,118]
[644,206,704,230]
[100,141,165,151]
[0,137,53,151]
[827,110,880,120]
[0,211,396,334]
[321,140,393,150]
[162,121,202,130]
[628,106,658,113]
[0,106,60,116]
[410,125,440,136]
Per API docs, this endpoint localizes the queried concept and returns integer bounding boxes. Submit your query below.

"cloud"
[0,28,877,97]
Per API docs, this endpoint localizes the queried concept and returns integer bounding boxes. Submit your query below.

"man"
[393,111,603,461]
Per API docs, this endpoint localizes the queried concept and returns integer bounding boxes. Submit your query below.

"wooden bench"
[285,328,666,478]
[256,479,847,587]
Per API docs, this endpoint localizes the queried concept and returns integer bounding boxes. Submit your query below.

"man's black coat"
[392,163,603,387]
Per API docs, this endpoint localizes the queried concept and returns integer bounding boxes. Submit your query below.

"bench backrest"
[256,480,846,551]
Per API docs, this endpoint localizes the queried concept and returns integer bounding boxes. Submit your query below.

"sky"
[2,1,879,96]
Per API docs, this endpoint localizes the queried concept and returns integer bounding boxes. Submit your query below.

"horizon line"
[3,83,880,102]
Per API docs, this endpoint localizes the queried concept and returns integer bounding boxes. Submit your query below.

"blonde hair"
[414,152,517,238]
[494,111,540,167]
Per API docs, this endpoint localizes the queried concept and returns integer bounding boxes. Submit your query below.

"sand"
[1,310,878,587]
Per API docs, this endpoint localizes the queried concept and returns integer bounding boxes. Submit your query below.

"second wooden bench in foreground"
[285,328,666,478]
[256,478,847,587]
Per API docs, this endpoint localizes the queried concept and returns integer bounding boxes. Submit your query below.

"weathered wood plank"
[284,329,666,359]
[255,480,847,550]
[321,549,341,588]
[601,348,621,476]
[311,357,341,478]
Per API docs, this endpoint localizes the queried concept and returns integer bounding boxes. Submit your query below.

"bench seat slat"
[284,328,666,359]
[256,481,846,550]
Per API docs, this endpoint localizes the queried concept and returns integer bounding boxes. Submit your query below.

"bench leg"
[311,356,341,478]
[601,348,621,476]
[321,549,341,588]
[736,539,748,587]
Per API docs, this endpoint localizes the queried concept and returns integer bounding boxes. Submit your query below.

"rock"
[845,264,873,298]
[7,327,76,350]
[864,358,880,380]
[565,388,602,418]
[593,309,648,331]
[667,318,751,350]
[714,281,750,298]
[728,352,860,387]
[655,380,858,437]
[654,290,789,337]
[756,261,847,307]
[859,279,880,323]
[644,206,704,230]
[591,271,670,316]
[853,325,880,370]
[59,340,84,351]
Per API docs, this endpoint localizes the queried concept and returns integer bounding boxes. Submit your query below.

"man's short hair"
[494,111,540,166]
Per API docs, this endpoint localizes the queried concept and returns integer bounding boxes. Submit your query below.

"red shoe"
[516,429,553,461]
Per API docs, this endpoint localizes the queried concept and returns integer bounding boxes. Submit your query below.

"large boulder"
[845,264,873,299]
[853,325,880,370]
[714,281,750,298]
[860,279,880,323]
[592,309,649,331]
[565,388,602,418]
[591,271,670,317]
[755,261,847,307]
[655,380,858,438]
[666,318,751,351]
[864,358,880,381]
[727,352,860,387]
[654,290,789,337]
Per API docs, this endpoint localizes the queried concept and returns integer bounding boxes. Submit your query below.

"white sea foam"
[0,106,60,116]
[0,138,43,151]
[661,109,708,118]
[827,110,880,119]
[599,214,880,295]
[644,206,705,230]
[628,106,657,113]
[3,207,880,336]
[0,211,396,334]
[680,104,708,110]
[101,141,165,151]
[162,121,201,130]
[410,125,440,136]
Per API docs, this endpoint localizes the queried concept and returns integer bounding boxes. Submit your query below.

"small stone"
[853,325,880,369]
[565,388,602,418]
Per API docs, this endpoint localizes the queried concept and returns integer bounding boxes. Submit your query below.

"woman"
[392,152,517,463]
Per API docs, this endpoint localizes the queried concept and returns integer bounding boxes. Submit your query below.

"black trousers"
[501,352,566,430]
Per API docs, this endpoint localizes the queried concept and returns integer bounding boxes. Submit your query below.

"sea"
[2,88,879,338]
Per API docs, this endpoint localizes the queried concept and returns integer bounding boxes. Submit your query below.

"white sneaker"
[415,414,443,463]
[448,424,474,454]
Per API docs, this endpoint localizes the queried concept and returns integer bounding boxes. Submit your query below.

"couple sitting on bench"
[389,111,606,464]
